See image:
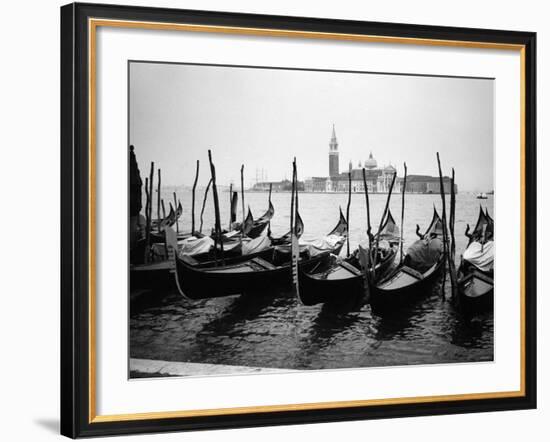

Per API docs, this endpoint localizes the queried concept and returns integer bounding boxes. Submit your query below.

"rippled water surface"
[130,191,493,372]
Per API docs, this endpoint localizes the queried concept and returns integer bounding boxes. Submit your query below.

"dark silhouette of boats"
[370,208,445,314]
[297,210,400,307]
[169,211,348,300]
[458,207,494,314]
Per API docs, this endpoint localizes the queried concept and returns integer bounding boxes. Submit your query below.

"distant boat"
[476,192,488,199]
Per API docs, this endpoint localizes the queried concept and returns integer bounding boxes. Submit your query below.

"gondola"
[298,210,399,306]
[134,203,282,280]
[243,202,275,239]
[190,202,274,260]
[270,212,304,246]
[169,211,348,300]
[369,208,445,314]
[458,206,494,313]
[130,204,183,263]
[149,205,179,243]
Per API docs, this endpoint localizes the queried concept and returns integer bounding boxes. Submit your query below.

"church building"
[304,125,402,193]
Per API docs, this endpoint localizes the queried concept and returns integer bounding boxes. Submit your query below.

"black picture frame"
[61,2,536,438]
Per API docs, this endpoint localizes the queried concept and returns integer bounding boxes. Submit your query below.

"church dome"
[384,164,396,173]
[364,152,377,169]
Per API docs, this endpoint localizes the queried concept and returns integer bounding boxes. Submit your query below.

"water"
[130,191,493,372]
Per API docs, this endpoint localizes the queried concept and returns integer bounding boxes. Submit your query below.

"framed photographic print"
[60,2,536,438]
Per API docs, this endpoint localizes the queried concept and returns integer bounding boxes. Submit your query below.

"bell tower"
[329,124,339,177]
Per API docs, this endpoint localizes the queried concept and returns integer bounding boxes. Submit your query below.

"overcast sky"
[129,62,494,192]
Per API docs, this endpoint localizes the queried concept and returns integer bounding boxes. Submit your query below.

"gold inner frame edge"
[87,18,527,424]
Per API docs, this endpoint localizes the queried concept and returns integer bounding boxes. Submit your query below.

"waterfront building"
[252,179,304,192]
[303,125,457,194]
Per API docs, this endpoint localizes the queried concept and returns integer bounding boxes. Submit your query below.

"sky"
[129,61,494,192]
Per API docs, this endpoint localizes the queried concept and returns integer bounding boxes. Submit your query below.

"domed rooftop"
[384,164,396,172]
[364,152,377,169]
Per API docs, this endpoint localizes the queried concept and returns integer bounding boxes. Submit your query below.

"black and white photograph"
[128,61,495,378]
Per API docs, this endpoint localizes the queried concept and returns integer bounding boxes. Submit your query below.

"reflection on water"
[130,192,493,371]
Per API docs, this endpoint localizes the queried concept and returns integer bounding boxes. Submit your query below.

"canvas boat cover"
[177,228,272,257]
[177,235,215,257]
[405,237,443,273]
[274,234,345,257]
[300,234,345,257]
[241,230,272,255]
[463,240,494,272]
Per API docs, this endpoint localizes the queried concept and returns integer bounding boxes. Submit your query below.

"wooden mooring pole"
[208,150,224,262]
[157,168,161,233]
[436,152,457,299]
[228,183,233,231]
[361,167,373,298]
[290,158,301,302]
[399,163,408,264]
[199,178,212,234]
[191,160,199,235]
[362,168,372,248]
[240,165,246,232]
[346,172,352,257]
[144,161,154,263]
[143,176,150,264]
[372,172,397,277]
[268,183,273,236]
[449,168,458,300]
[173,192,179,234]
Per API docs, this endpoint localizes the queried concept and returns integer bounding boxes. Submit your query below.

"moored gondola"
[169,211,347,300]
[149,205,179,243]
[298,209,399,307]
[270,212,304,246]
[370,208,445,314]
[458,206,494,314]
[244,202,275,239]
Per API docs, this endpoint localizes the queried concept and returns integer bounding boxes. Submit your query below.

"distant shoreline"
[160,186,487,195]
[244,190,480,195]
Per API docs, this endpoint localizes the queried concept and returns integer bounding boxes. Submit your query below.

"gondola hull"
[458,270,494,314]
[370,257,444,314]
[298,248,396,307]
[175,248,332,300]
[130,239,276,289]
[298,259,364,307]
